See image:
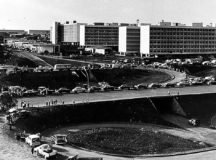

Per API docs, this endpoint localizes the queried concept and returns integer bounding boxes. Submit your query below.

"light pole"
[83,67,90,89]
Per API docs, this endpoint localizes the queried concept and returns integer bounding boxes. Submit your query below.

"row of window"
[150,41,216,44]
[150,45,216,49]
[150,49,216,53]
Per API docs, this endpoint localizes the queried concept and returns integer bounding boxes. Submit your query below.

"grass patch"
[67,127,208,155]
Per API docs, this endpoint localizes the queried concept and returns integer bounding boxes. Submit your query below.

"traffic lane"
[18,85,216,107]
[145,149,216,160]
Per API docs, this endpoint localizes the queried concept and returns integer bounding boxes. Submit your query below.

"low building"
[28,30,50,35]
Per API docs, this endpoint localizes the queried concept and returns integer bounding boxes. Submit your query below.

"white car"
[25,134,41,147]
[51,134,67,145]
[34,144,57,159]
[72,87,86,93]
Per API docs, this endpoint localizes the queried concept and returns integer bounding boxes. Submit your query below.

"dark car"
[101,85,115,91]
[118,84,131,90]
[56,87,71,94]
[87,86,101,93]
[162,83,177,88]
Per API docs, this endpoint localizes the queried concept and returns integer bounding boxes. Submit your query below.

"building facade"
[50,22,60,44]
[119,26,140,55]
[50,21,85,45]
[80,24,119,48]
[140,24,216,56]
[51,20,216,56]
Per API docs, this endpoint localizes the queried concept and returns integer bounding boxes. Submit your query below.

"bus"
[53,64,71,71]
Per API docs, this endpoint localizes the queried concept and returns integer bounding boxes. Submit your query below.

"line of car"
[4,79,216,99]
[22,132,102,159]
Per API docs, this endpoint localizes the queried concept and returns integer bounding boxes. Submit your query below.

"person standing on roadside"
[31,146,34,154]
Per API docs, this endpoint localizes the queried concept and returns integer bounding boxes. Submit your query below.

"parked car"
[188,118,200,127]
[134,84,148,90]
[101,85,115,91]
[176,81,191,87]
[148,83,161,89]
[87,86,101,93]
[191,80,204,86]
[34,144,57,159]
[25,134,41,147]
[162,83,176,88]
[23,90,38,97]
[209,125,216,129]
[51,134,67,145]
[118,84,131,90]
[56,87,71,94]
[72,87,86,93]
[87,87,95,93]
[207,80,216,85]
[40,88,55,95]
[38,86,47,92]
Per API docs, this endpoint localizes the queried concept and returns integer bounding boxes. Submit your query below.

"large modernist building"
[51,20,216,56]
[142,23,216,56]
[119,22,216,57]
[51,21,85,45]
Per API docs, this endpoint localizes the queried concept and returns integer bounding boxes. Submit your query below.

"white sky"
[0,0,216,30]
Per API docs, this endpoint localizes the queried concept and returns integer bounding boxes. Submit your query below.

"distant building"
[140,23,216,56]
[28,30,50,35]
[0,29,26,34]
[50,22,61,45]
[51,20,216,57]
[50,21,86,45]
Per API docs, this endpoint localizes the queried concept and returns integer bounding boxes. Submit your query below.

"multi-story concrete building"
[51,20,216,56]
[119,21,216,57]
[50,22,61,44]
[80,23,119,49]
[50,21,85,45]
[140,22,216,57]
[119,26,140,55]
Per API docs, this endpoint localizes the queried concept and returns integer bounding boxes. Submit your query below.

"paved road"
[14,51,52,67]
[18,85,216,107]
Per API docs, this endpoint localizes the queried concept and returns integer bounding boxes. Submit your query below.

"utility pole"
[83,67,90,89]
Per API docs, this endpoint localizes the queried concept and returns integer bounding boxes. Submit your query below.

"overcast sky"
[1,0,216,30]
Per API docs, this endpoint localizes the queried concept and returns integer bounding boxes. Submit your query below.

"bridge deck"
[18,85,216,108]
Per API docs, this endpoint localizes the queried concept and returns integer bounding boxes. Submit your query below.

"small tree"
[0,92,18,111]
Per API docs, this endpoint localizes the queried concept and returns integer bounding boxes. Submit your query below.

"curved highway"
[18,85,216,108]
